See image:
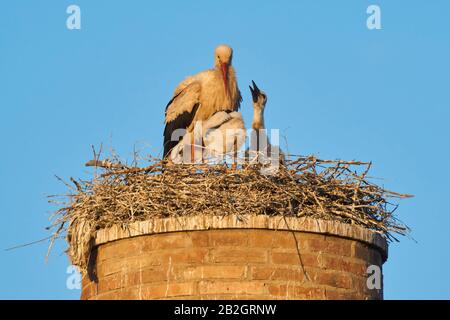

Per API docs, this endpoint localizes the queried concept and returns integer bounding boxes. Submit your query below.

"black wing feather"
[163,103,199,158]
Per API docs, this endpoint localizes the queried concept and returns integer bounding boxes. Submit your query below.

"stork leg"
[256,129,260,163]
[232,136,238,170]
[190,133,195,163]
[201,135,204,164]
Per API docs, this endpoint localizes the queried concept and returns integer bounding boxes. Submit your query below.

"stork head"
[214,45,233,96]
[249,80,267,110]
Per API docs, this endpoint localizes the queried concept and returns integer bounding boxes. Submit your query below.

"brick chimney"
[81,215,387,300]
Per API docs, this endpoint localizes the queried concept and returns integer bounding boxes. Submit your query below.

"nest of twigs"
[48,154,412,274]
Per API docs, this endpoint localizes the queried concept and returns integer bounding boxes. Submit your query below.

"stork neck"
[252,106,265,130]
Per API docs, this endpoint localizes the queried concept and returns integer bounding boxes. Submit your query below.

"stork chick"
[170,111,245,164]
[250,80,267,131]
[248,81,284,165]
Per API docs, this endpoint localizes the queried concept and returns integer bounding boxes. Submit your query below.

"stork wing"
[165,80,201,123]
[163,81,201,158]
[236,88,243,111]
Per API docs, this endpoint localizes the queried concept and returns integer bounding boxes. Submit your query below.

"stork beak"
[220,62,229,96]
[249,80,260,103]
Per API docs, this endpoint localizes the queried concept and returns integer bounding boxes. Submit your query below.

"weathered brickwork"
[81,222,386,300]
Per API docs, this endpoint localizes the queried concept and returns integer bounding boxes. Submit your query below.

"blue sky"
[1,0,449,299]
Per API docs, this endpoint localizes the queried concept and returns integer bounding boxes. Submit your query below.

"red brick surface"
[81,229,384,300]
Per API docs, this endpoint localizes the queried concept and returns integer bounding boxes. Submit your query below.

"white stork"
[163,45,242,160]
[169,111,246,164]
[248,81,285,165]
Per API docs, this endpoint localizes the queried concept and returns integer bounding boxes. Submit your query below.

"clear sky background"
[1,0,449,299]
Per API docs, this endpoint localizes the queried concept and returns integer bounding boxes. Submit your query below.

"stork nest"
[48,154,412,273]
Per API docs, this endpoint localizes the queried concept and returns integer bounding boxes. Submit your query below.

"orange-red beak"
[220,62,229,96]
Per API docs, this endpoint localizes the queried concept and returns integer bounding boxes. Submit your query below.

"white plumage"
[170,111,246,164]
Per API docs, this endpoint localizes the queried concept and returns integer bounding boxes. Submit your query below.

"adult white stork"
[248,81,285,165]
[169,111,246,164]
[163,45,242,160]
